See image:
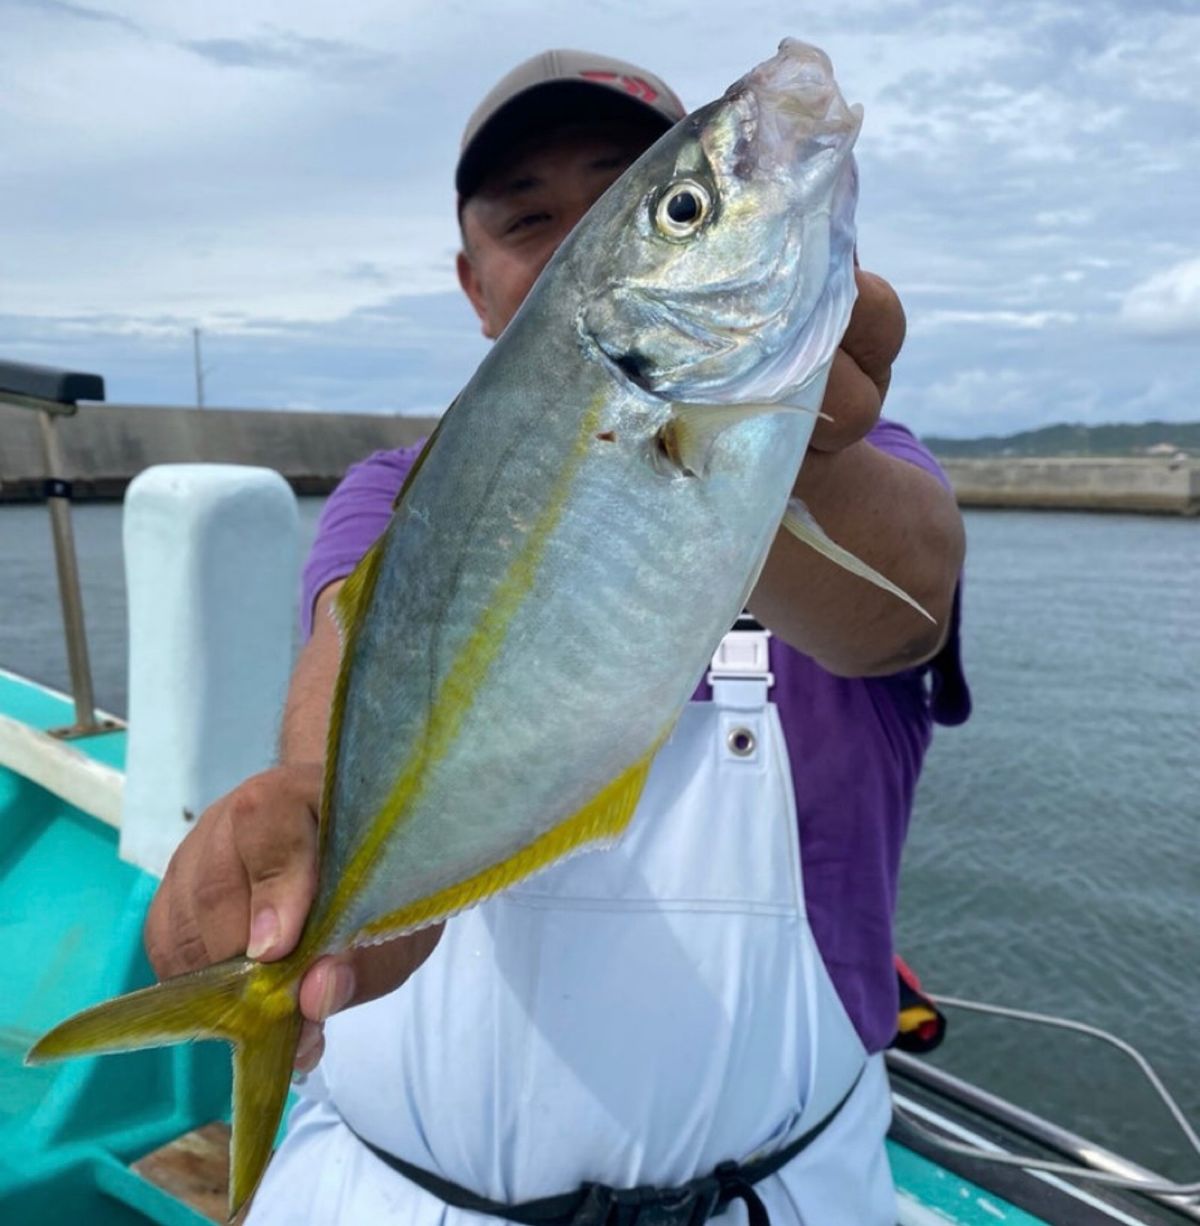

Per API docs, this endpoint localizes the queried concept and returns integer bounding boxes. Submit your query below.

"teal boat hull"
[0,669,229,1225]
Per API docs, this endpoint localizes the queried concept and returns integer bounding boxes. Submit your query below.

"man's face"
[457,120,657,339]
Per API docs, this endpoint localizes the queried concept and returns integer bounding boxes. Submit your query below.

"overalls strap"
[348,1070,863,1226]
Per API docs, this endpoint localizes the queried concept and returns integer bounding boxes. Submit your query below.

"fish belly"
[321,359,811,947]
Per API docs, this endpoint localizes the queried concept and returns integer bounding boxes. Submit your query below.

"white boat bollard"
[120,464,300,877]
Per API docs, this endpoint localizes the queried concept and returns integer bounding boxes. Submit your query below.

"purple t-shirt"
[302,420,970,1053]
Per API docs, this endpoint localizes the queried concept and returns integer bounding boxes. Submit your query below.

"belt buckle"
[573,1177,721,1226]
[645,1178,721,1226]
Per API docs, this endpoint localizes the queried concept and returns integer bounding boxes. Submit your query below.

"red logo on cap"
[580,69,659,104]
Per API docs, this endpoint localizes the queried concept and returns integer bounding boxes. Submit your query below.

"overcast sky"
[2,0,1197,437]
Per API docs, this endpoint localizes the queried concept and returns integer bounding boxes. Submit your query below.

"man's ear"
[456,249,494,339]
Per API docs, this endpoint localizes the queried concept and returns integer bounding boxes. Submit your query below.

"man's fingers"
[811,350,882,453]
[810,269,905,454]
[145,815,251,977]
[298,956,357,1025]
[841,269,905,394]
[294,1022,325,1074]
[298,925,444,1026]
[232,770,322,962]
[145,761,438,1082]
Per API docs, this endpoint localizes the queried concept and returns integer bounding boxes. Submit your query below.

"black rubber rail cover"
[0,360,105,404]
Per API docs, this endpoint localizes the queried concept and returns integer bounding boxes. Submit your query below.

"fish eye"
[654,180,711,239]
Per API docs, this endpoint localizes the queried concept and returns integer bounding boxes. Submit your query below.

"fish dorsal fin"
[390,395,457,512]
[354,732,669,942]
[329,530,385,644]
[782,496,934,622]
[662,401,827,477]
[320,532,388,855]
[321,396,461,848]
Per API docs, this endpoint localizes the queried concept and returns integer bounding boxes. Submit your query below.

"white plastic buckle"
[708,627,773,683]
[707,626,773,711]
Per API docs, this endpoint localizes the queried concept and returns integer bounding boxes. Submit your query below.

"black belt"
[351,1068,863,1226]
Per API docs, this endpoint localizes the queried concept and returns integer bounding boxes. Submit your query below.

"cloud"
[10,0,146,35]
[3,0,1198,437]
[1118,257,1200,338]
[1034,208,1095,229]
[0,290,489,414]
[181,29,389,75]
[912,309,1079,333]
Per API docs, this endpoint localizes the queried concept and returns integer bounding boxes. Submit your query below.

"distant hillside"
[924,421,1200,459]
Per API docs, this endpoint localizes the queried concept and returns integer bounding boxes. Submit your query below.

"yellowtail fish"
[28,39,928,1219]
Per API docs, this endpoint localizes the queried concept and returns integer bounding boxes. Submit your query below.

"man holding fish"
[120,41,970,1224]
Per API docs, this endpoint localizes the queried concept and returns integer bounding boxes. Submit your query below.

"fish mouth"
[723,39,862,180]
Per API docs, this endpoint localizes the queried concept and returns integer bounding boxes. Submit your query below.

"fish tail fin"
[27,956,302,1220]
[228,997,303,1218]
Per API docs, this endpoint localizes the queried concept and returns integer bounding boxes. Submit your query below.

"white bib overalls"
[250,628,896,1225]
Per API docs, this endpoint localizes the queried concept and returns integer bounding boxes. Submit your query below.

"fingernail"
[317,964,356,1021]
[294,1025,319,1069]
[246,906,280,960]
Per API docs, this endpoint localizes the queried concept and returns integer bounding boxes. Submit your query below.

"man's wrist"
[793,440,849,504]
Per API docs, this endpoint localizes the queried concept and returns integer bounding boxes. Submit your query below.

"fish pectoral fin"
[27,956,302,1221]
[662,401,825,477]
[782,497,935,623]
[357,737,667,942]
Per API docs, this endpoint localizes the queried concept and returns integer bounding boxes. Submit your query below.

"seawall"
[3,405,1199,514]
[941,457,1200,516]
[0,404,438,502]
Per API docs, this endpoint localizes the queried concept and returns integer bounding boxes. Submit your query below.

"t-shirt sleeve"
[300,443,424,639]
[865,417,952,492]
[866,418,971,726]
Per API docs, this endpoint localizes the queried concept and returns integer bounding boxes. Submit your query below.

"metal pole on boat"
[0,360,118,738]
[193,328,206,409]
[36,410,101,734]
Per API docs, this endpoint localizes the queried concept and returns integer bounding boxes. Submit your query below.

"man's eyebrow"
[497,172,543,197]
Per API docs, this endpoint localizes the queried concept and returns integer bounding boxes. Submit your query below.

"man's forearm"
[279,583,345,765]
[750,441,964,678]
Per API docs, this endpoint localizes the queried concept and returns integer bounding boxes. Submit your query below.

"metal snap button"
[727,726,756,757]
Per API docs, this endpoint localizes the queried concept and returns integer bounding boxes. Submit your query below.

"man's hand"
[810,268,906,453]
[144,763,442,1073]
[749,266,964,675]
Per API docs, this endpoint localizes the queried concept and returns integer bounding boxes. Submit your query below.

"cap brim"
[456,80,677,199]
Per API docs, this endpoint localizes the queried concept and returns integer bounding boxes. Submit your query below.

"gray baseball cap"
[456,49,687,199]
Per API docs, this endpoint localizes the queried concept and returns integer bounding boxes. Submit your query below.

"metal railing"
[889,1034,1200,1221]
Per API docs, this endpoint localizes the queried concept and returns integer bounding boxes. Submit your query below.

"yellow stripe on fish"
[358,738,662,940]
[302,389,611,957]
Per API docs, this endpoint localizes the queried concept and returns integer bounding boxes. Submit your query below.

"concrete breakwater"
[0,404,437,502]
[942,456,1200,515]
[2,404,1198,514]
